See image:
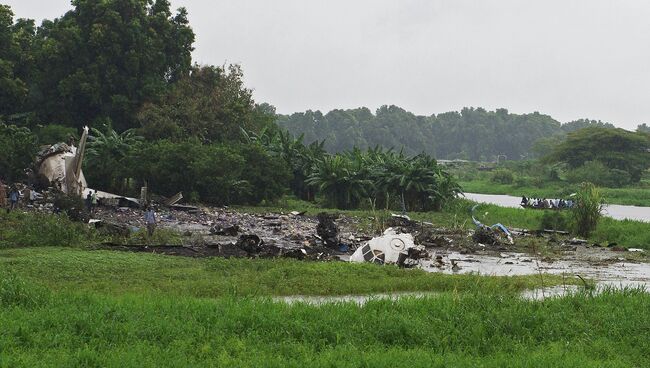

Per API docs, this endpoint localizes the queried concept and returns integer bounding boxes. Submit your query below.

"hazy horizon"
[4,0,649,129]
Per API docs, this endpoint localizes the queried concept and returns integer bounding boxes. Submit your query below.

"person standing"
[8,186,19,212]
[85,192,93,214]
[144,206,156,237]
[91,190,98,211]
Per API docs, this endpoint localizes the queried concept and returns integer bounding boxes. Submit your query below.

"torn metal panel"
[165,192,183,206]
[350,228,417,265]
[170,204,201,213]
[83,188,140,208]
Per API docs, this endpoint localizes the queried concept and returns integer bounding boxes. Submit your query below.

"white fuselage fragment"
[350,228,416,265]
[38,146,88,195]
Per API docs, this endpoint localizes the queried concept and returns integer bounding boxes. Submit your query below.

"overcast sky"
[5,0,650,129]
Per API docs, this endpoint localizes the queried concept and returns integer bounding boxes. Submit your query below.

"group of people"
[521,196,575,210]
[85,190,98,214]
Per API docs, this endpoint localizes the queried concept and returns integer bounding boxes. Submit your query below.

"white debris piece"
[37,126,90,196]
[350,228,416,265]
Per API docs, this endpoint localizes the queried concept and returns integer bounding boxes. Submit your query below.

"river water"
[463,192,650,222]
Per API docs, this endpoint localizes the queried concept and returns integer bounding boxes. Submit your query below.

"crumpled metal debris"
[471,204,514,245]
[210,224,240,236]
[350,228,426,266]
[316,212,339,248]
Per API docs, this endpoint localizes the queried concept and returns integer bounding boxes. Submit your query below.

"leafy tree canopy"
[5,0,194,131]
[137,65,273,143]
[545,127,650,182]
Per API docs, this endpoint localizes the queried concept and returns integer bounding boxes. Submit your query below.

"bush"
[131,141,290,205]
[236,144,291,204]
[491,169,514,184]
[0,211,94,248]
[571,182,604,237]
[513,176,531,188]
[0,123,38,182]
[540,211,570,231]
[566,161,631,188]
[52,191,88,222]
[35,124,77,145]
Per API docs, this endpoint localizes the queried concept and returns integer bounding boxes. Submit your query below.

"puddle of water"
[423,250,650,289]
[273,291,439,306]
[520,285,581,300]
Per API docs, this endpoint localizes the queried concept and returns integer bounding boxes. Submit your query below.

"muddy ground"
[83,205,650,289]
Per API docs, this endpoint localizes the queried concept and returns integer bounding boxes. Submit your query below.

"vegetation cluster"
[277,106,647,161]
[0,2,460,211]
[453,125,650,209]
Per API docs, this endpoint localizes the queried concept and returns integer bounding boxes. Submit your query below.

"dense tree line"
[545,127,650,185]
[0,1,461,211]
[0,1,194,130]
[277,107,633,161]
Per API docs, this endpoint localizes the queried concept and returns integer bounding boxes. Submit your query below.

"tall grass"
[571,182,604,237]
[0,277,647,367]
[0,248,580,298]
[0,211,94,248]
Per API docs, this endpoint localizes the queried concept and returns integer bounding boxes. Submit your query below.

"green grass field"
[1,248,648,367]
[0,248,577,298]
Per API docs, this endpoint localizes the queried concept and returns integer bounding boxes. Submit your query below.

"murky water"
[274,248,649,305]
[274,291,439,305]
[463,192,650,222]
[424,249,650,287]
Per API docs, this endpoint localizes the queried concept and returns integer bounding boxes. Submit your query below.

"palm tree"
[306,155,371,209]
[86,127,143,193]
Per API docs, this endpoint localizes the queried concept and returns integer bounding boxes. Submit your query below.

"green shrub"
[0,123,38,181]
[0,212,94,248]
[132,141,290,205]
[52,191,88,222]
[491,169,514,184]
[513,176,531,188]
[566,161,632,188]
[539,211,570,231]
[35,124,77,145]
[571,182,604,237]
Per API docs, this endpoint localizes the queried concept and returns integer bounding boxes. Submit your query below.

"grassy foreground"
[1,248,648,367]
[0,248,577,297]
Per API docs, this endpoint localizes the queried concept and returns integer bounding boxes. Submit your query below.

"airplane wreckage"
[27,130,522,267]
[35,126,140,207]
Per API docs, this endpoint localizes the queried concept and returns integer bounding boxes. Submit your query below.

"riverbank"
[460,180,650,207]
[1,248,648,367]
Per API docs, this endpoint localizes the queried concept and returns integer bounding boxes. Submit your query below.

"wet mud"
[88,206,649,292]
